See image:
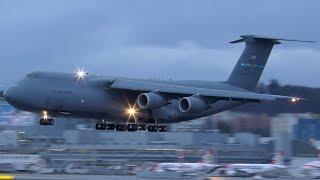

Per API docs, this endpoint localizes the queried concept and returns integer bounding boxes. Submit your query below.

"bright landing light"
[291,97,300,103]
[126,105,138,121]
[127,107,137,116]
[75,68,87,80]
[43,111,48,120]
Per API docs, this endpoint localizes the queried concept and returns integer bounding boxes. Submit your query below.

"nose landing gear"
[39,118,54,125]
[39,111,54,126]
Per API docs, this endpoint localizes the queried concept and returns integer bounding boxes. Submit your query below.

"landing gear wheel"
[39,119,44,125]
[106,123,115,130]
[147,124,158,132]
[127,123,138,131]
[138,124,146,131]
[158,124,168,132]
[116,124,127,131]
[49,119,54,125]
[39,118,54,126]
[95,123,106,130]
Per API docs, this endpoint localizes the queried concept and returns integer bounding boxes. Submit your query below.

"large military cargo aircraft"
[1,35,312,132]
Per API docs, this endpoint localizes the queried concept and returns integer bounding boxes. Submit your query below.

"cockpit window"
[26,72,40,78]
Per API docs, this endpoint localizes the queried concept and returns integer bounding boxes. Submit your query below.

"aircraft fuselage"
[4,71,242,123]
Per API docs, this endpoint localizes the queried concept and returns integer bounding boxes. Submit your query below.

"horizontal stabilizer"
[230,35,316,44]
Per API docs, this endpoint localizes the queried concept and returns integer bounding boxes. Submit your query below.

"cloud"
[263,47,320,86]
[79,42,320,87]
[0,0,319,87]
[84,42,238,80]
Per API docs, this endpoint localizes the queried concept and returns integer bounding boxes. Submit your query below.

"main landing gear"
[39,118,54,125]
[39,111,54,125]
[95,122,168,132]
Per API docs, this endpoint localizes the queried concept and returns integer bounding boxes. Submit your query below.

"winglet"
[230,35,316,44]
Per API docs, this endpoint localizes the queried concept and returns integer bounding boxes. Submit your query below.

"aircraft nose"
[4,85,38,110]
[4,87,12,101]
[4,86,18,105]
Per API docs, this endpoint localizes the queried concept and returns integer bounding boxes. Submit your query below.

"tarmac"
[0,173,313,180]
[6,174,136,180]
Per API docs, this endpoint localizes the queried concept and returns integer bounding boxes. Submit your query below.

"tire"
[127,124,138,131]
[147,125,158,132]
[159,125,167,132]
[116,124,126,131]
[96,123,100,130]
[101,123,106,130]
[106,123,115,130]
[96,123,106,130]
[121,124,127,131]
[138,124,146,131]
[49,119,54,125]
[154,125,158,132]
[39,119,44,125]
[116,124,121,131]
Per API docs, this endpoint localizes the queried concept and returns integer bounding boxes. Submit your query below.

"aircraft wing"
[110,79,298,103]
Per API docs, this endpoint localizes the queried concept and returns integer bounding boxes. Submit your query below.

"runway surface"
[1,173,312,180]
[10,174,135,180]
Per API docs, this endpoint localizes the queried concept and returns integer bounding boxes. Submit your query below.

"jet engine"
[137,92,167,109]
[179,96,208,113]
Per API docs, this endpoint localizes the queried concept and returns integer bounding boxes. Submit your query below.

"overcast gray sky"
[0,0,319,87]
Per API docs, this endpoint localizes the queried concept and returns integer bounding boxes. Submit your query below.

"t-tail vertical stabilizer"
[227,35,315,90]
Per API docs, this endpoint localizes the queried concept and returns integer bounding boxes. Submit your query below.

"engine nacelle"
[179,96,208,113]
[137,92,167,109]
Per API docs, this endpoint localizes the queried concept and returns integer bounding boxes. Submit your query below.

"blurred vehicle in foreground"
[0,154,45,172]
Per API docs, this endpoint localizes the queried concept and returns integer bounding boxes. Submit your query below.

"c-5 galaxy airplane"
[0,35,312,132]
